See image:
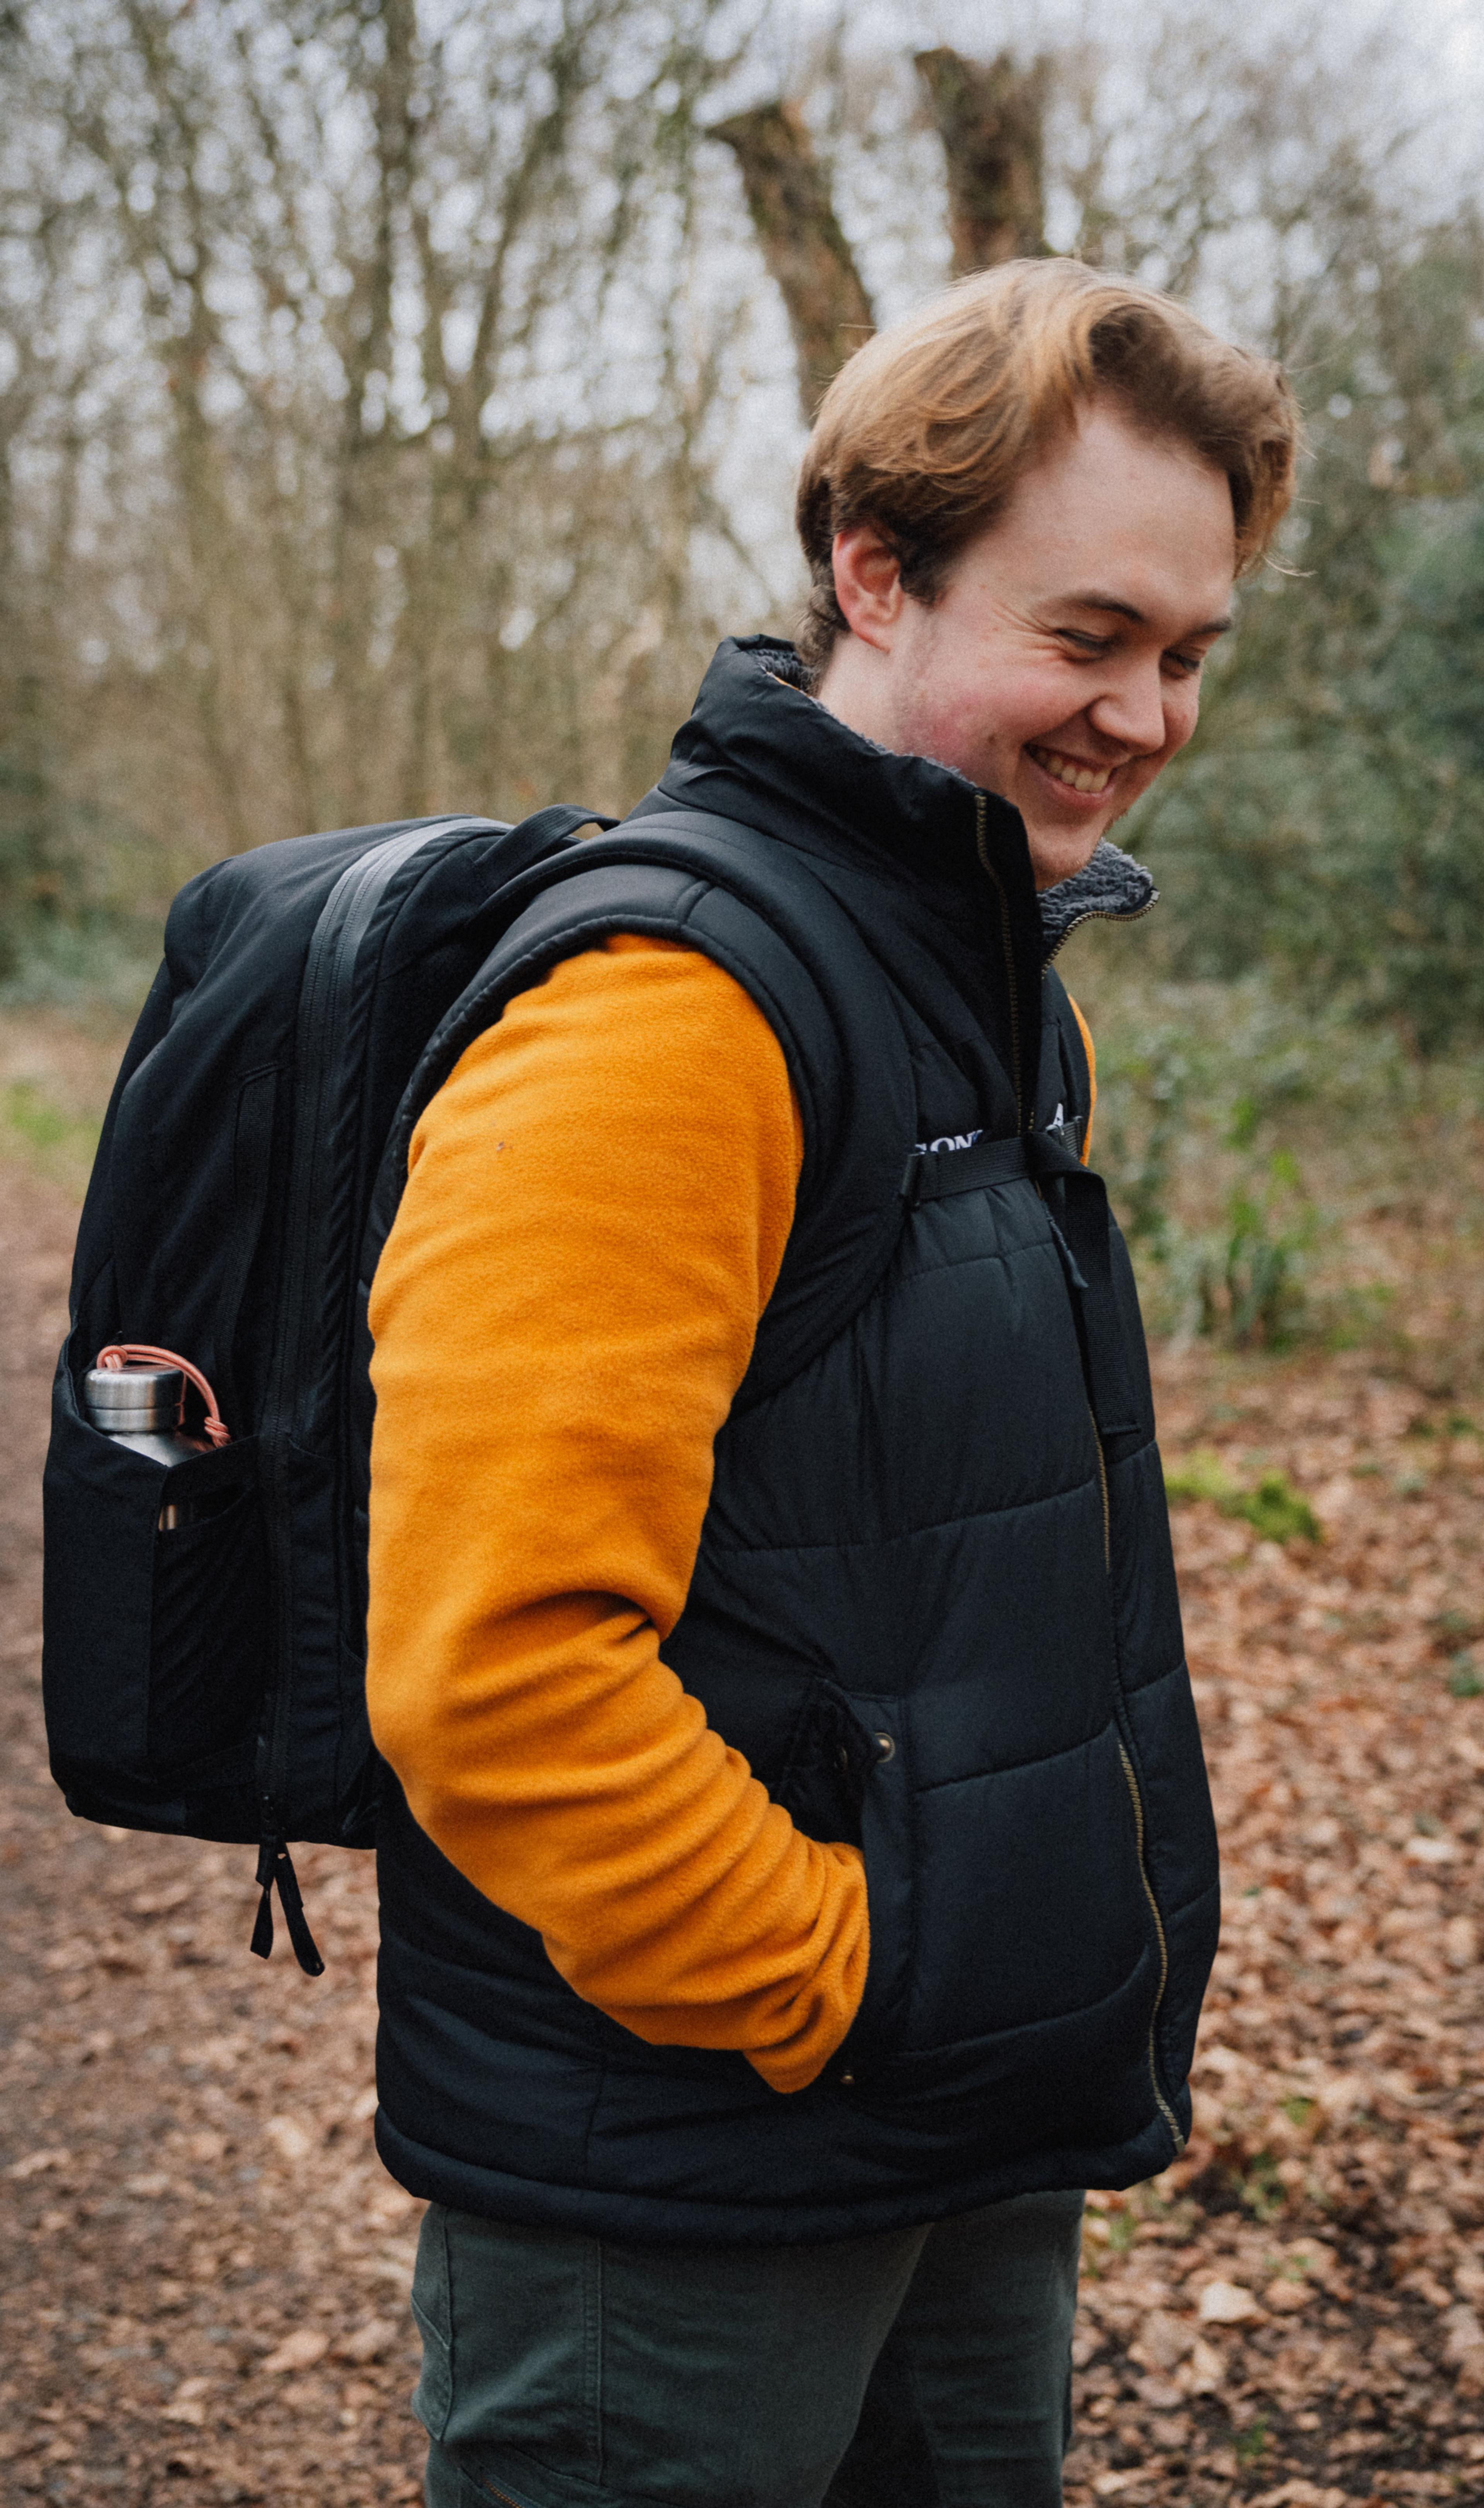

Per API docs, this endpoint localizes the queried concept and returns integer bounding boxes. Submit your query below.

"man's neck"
[813,633,900,754]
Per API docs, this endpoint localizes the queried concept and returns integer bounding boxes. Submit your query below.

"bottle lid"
[84,1364,185,1431]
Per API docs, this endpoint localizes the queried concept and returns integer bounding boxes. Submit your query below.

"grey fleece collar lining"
[1036,839,1158,958]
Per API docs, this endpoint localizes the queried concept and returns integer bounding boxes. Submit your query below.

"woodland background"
[3,0,1484,1369]
[4,4,1484,2504]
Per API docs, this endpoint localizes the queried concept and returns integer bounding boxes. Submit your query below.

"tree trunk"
[913,48,1048,272]
[711,101,874,419]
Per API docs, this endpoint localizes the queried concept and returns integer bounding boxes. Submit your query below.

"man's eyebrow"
[1059,591,1234,637]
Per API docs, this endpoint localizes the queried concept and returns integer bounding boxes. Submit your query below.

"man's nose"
[1087,663,1168,757]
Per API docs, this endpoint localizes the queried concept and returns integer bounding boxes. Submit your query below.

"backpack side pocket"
[43,1346,267,1804]
[147,1478,267,1770]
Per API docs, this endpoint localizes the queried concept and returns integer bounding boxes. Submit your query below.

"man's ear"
[832,527,906,653]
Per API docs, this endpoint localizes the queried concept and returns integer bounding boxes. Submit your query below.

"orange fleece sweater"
[365,936,870,2095]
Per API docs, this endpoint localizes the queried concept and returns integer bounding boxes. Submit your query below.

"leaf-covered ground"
[3,1160,1482,2505]
[1065,1351,1484,2506]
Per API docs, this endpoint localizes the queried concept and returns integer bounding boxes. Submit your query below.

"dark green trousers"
[414,2190,1084,2508]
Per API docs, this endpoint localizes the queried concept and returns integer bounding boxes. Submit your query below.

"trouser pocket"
[410,2208,604,2484]
[411,2207,454,2442]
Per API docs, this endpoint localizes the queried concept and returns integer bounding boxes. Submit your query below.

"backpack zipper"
[255,817,476,1970]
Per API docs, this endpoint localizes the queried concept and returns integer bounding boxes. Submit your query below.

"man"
[366,258,1299,2505]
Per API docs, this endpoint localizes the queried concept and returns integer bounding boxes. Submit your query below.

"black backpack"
[41,804,916,1973]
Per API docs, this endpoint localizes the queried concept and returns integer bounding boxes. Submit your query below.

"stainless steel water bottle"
[83,1364,211,1529]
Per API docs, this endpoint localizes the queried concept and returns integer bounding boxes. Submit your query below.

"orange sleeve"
[364,936,868,2095]
[1068,993,1097,1162]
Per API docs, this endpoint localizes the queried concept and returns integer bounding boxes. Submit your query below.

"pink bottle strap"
[95,1343,231,1448]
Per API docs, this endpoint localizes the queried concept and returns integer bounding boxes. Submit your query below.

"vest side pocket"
[841,1699,913,2062]
[772,1683,870,1846]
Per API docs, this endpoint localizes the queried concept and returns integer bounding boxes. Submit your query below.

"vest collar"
[652,636,1156,969]
[1038,834,1158,962]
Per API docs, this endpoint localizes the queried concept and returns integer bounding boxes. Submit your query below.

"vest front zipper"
[974,793,1026,1130]
[1042,888,1157,967]
[1093,1387,1182,2155]
[1090,1405,1111,1568]
[475,2478,536,2508]
[1117,1734,1184,2153]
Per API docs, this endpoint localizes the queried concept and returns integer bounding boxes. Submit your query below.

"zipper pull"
[250,1837,326,1977]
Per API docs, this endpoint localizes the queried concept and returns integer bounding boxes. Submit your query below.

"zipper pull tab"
[249,1838,326,1977]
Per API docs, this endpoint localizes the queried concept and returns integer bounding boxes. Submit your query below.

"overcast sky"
[702,0,1484,611]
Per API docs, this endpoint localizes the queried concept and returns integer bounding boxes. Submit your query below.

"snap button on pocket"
[873,1732,896,1762]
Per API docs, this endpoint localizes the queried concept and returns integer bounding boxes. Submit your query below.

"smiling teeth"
[1031,747,1112,795]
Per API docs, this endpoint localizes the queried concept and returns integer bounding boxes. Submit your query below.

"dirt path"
[3,1159,1484,2505]
[0,1166,423,2505]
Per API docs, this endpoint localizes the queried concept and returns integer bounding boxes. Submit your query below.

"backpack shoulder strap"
[363,809,917,1404]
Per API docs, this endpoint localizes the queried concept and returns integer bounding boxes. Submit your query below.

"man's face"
[819,400,1239,890]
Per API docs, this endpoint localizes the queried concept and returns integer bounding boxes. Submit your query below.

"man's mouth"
[1026,744,1115,797]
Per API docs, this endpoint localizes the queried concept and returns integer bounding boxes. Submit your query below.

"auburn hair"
[795,257,1300,673]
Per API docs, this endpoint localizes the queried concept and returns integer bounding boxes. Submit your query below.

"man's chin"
[1026,824,1108,893]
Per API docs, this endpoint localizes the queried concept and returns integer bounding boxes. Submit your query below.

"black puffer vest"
[373,637,1220,2244]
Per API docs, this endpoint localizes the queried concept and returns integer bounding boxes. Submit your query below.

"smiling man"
[366,262,1299,2507]
[815,401,1236,889]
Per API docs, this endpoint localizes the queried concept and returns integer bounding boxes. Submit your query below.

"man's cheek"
[1166,693,1203,756]
[1107,760,1161,826]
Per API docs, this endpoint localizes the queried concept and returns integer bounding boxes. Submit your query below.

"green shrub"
[1163,1453,1321,1544]
[1205,1153,1317,1349]
[0,1078,104,1191]
[1162,1450,1238,1506]
[1238,1471,1321,1544]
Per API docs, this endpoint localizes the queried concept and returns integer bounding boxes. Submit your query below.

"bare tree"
[2,0,1481,993]
[913,48,1048,271]
[0,0,747,906]
[714,41,1049,414]
[711,100,874,418]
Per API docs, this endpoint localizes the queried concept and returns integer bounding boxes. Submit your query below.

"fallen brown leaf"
[1198,2279,1263,2324]
[260,2326,332,2375]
